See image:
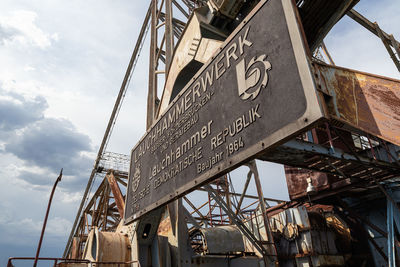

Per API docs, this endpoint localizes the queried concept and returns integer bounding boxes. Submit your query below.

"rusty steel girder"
[313,62,400,147]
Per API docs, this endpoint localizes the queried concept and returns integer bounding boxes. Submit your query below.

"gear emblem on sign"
[132,166,141,193]
[236,54,272,100]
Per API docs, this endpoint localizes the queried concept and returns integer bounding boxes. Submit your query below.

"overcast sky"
[0,0,399,265]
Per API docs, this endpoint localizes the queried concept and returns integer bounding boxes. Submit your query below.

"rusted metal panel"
[124,0,324,223]
[269,206,313,254]
[70,237,81,259]
[314,62,400,146]
[83,227,131,264]
[270,205,350,265]
[285,166,330,200]
[157,215,172,237]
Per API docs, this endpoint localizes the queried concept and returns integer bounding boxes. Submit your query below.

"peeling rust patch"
[315,62,400,146]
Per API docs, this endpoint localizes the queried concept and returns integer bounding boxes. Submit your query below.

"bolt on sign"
[124,0,324,223]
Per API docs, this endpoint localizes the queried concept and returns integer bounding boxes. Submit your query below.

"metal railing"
[7,257,140,267]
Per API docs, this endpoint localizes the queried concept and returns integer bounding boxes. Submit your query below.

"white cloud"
[0,216,72,246]
[0,1,149,259]
[0,10,58,49]
[57,188,83,204]
[24,65,36,71]
[46,217,73,236]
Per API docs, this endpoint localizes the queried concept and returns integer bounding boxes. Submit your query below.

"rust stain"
[334,73,358,124]
[285,166,330,200]
[106,171,125,218]
[157,216,172,237]
[316,63,400,146]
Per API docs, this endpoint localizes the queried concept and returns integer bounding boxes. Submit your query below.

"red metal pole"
[33,169,63,267]
[207,192,213,226]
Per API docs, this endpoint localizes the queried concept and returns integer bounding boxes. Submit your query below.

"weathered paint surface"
[125,0,324,223]
[83,227,131,264]
[199,225,245,254]
[314,62,400,146]
[106,171,125,218]
[70,237,81,259]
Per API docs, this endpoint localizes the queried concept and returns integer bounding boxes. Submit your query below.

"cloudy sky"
[0,0,399,265]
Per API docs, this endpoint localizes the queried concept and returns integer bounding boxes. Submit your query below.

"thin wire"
[81,18,151,231]
[102,21,151,155]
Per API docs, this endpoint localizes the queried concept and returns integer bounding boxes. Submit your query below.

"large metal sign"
[124,0,324,223]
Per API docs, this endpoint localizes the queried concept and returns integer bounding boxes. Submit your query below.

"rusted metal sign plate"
[314,62,400,147]
[124,0,324,223]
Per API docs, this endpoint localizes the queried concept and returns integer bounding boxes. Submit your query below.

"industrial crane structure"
[9,0,400,266]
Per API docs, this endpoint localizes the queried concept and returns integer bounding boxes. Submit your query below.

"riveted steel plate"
[124,0,324,224]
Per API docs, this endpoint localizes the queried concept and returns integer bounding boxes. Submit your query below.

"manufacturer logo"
[236,54,271,100]
[131,165,141,192]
